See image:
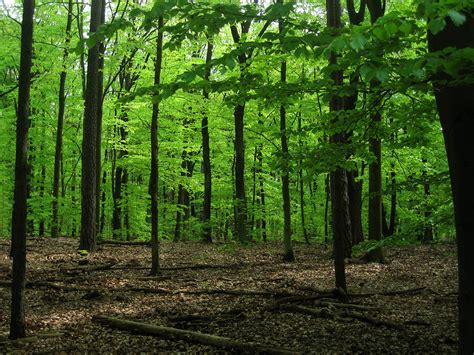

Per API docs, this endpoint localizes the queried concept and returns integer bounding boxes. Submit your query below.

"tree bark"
[10,0,35,339]
[427,13,474,353]
[366,0,385,263]
[79,0,103,252]
[149,17,164,276]
[326,0,351,291]
[201,40,213,243]
[279,3,295,262]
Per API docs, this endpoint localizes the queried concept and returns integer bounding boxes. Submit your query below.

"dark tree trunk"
[174,148,188,242]
[233,104,248,243]
[326,0,351,291]
[10,0,34,339]
[95,0,105,236]
[278,8,295,261]
[51,0,73,238]
[250,146,258,236]
[201,40,213,243]
[324,173,330,243]
[382,165,396,238]
[365,0,385,263]
[99,170,107,236]
[79,0,103,252]
[150,17,164,276]
[256,144,267,242]
[38,165,46,237]
[297,112,309,244]
[347,169,363,245]
[428,13,474,354]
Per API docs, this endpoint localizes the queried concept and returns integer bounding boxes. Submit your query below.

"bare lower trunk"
[10,0,34,339]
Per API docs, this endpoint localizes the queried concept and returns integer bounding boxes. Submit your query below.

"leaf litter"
[0,238,458,353]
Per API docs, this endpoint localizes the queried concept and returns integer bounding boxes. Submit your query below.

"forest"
[0,0,473,353]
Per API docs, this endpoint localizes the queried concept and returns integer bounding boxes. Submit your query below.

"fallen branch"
[0,280,99,292]
[349,287,427,297]
[168,309,246,325]
[127,286,295,298]
[344,311,404,330]
[279,304,403,330]
[0,331,63,345]
[93,316,299,354]
[62,262,118,273]
[98,240,151,246]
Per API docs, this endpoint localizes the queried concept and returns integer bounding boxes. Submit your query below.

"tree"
[427,9,474,354]
[278,0,295,262]
[150,16,164,276]
[10,0,35,339]
[326,0,351,292]
[79,0,103,252]
[201,39,213,243]
[365,0,385,263]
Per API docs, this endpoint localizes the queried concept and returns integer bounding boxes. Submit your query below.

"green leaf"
[350,33,367,51]
[399,21,413,35]
[85,36,97,49]
[375,67,389,83]
[373,27,387,40]
[447,10,466,26]
[428,17,446,35]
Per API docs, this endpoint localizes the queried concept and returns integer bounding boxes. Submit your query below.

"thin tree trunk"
[256,144,267,242]
[38,165,46,237]
[10,0,34,339]
[95,0,106,236]
[278,5,294,261]
[79,0,103,252]
[324,173,330,243]
[201,40,213,243]
[150,17,164,276]
[233,103,248,243]
[366,0,385,263]
[326,0,350,291]
[51,0,73,238]
[297,112,309,244]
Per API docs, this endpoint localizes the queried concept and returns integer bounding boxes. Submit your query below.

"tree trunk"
[150,17,164,276]
[95,0,106,237]
[234,103,248,243]
[256,144,267,242]
[326,0,351,291]
[79,0,103,252]
[201,40,213,243]
[51,0,73,238]
[297,112,309,244]
[366,0,385,263]
[428,13,474,353]
[278,7,295,261]
[10,0,34,339]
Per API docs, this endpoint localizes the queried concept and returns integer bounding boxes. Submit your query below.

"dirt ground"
[0,238,458,353]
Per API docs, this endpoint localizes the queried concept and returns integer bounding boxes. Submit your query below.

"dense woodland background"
[1,0,473,352]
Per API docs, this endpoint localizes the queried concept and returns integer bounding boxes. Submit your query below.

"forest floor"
[0,238,458,353]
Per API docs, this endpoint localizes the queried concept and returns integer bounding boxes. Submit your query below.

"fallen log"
[93,315,299,354]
